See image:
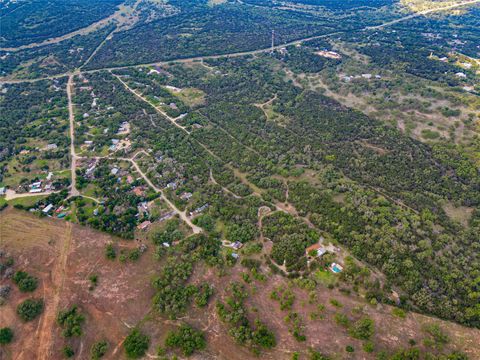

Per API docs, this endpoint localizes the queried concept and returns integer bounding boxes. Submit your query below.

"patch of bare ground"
[2,209,480,360]
[442,202,474,227]
[0,208,156,360]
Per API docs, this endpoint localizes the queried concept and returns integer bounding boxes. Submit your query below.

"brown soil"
[1,208,480,360]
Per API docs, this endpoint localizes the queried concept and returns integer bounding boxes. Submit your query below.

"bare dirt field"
[1,208,480,360]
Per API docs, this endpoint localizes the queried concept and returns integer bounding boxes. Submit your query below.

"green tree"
[0,327,13,344]
[56,306,85,337]
[17,298,44,321]
[62,345,75,358]
[124,328,149,359]
[165,324,206,356]
[12,271,38,292]
[90,340,109,359]
[349,317,374,340]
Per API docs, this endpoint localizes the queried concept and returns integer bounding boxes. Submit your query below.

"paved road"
[1,0,478,85]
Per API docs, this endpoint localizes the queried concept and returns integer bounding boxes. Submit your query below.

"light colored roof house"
[137,220,151,230]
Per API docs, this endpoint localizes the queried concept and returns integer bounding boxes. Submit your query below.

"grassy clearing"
[7,195,48,207]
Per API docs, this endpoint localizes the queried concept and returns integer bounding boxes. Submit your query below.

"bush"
[363,341,374,353]
[12,271,38,292]
[392,307,407,318]
[90,340,109,359]
[124,328,149,359]
[105,244,116,260]
[349,317,374,340]
[165,324,206,356]
[0,327,13,344]
[17,298,44,321]
[346,345,355,352]
[422,323,449,348]
[57,305,85,337]
[62,345,75,358]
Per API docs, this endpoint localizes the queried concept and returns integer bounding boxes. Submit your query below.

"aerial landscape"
[0,0,479,359]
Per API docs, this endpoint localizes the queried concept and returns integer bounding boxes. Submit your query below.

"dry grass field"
[1,208,480,359]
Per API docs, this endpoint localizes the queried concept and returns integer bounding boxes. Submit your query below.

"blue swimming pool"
[332,264,342,273]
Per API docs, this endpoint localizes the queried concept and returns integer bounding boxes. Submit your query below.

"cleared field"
[1,209,480,359]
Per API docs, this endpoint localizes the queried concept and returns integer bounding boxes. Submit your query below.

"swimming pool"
[331,263,343,273]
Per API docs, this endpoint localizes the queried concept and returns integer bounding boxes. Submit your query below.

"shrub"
[12,271,38,292]
[165,324,206,356]
[334,313,350,327]
[0,327,13,344]
[346,345,355,352]
[252,320,276,349]
[17,298,44,321]
[194,284,214,308]
[124,328,149,359]
[363,341,374,353]
[57,306,85,337]
[329,299,342,308]
[392,307,407,318]
[422,323,449,348]
[105,244,116,260]
[62,345,75,358]
[349,317,374,340]
[90,340,109,359]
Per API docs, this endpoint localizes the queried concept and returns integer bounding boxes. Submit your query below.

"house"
[189,203,209,216]
[165,85,181,92]
[30,181,42,189]
[232,241,243,250]
[29,188,42,193]
[0,187,5,195]
[132,187,145,197]
[306,243,327,258]
[45,143,58,151]
[111,167,119,175]
[231,253,239,259]
[361,73,372,79]
[42,204,54,214]
[111,139,120,145]
[126,175,134,184]
[166,182,177,190]
[315,50,342,59]
[137,221,151,230]
[86,164,96,177]
[169,103,178,110]
[180,192,193,200]
[162,242,170,248]
[148,68,160,75]
[159,211,175,222]
[84,140,93,145]
[455,72,467,78]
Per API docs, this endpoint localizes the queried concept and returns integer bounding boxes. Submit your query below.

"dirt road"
[35,222,74,360]
[125,155,203,234]
[67,75,80,198]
